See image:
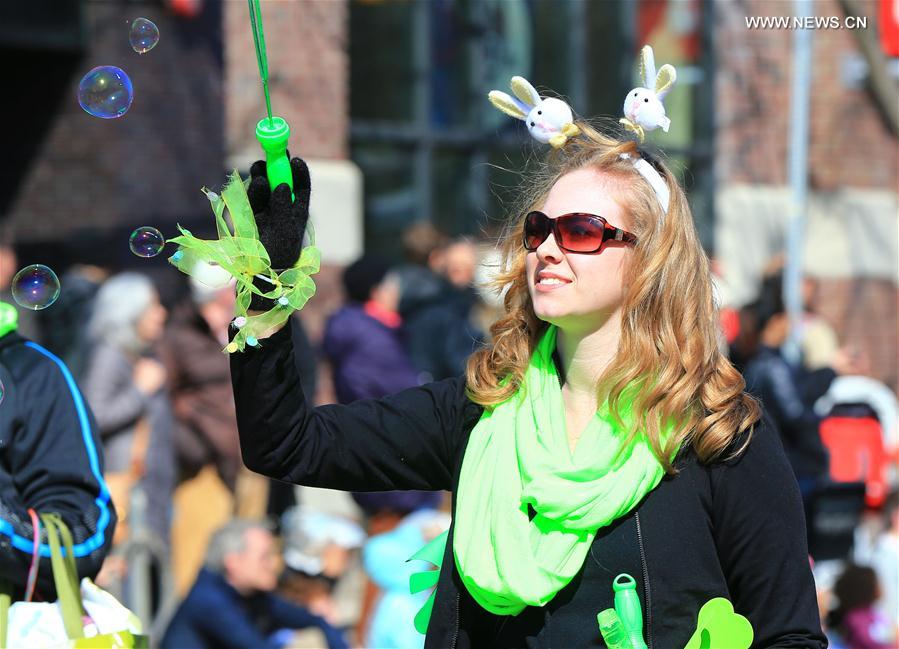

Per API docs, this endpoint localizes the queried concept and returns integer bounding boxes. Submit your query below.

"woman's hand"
[246,156,311,311]
[133,357,167,395]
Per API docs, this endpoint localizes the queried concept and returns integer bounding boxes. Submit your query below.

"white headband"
[619,153,670,215]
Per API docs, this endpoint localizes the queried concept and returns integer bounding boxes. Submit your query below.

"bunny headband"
[488,45,676,216]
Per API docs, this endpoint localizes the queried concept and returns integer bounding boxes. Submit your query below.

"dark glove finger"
[289,158,312,211]
[249,159,267,180]
[270,183,295,221]
[247,174,271,216]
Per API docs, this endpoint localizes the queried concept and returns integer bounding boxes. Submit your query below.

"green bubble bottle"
[597,608,631,649]
[613,573,647,649]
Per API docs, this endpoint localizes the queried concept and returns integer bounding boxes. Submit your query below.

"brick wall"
[7,2,225,246]
[714,0,898,392]
[811,279,899,392]
[224,0,348,162]
[715,0,897,189]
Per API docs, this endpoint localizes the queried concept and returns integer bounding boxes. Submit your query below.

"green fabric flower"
[167,170,319,353]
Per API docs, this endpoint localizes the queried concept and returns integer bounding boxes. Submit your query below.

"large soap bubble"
[130,18,159,54]
[129,226,166,258]
[78,66,134,119]
[11,264,61,310]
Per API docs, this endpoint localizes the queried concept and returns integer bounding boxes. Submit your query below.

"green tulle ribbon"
[167,170,319,353]
[408,529,448,634]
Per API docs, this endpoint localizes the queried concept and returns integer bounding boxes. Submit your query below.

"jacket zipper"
[635,511,653,649]
[451,592,460,649]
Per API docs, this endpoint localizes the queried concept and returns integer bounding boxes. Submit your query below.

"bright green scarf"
[453,326,671,616]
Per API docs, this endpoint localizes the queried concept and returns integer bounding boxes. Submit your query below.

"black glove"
[246,156,311,310]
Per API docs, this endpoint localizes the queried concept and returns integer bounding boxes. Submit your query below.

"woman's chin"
[533,304,571,325]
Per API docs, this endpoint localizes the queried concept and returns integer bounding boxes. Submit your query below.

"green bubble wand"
[165,0,320,353]
[248,0,294,197]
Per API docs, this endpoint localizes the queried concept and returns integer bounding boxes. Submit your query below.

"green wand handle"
[256,116,292,194]
[248,0,294,197]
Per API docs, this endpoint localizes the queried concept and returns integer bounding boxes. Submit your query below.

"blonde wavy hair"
[465,122,760,472]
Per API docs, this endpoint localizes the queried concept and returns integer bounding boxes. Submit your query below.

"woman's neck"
[555,310,623,406]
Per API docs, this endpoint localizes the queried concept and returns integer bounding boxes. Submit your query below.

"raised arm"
[230,155,475,493]
[231,318,473,492]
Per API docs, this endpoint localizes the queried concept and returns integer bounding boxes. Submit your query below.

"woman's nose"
[536,232,564,263]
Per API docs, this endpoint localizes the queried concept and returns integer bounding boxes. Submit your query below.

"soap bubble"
[0,378,4,407]
[129,226,165,258]
[130,18,159,54]
[11,265,61,311]
[78,66,134,119]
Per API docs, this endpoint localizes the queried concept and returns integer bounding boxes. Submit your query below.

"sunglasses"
[522,211,638,253]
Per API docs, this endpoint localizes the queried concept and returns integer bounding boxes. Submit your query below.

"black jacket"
[0,332,116,597]
[231,321,826,648]
[743,346,830,479]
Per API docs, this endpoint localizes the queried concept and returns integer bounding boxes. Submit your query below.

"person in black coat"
[0,301,116,598]
[230,127,826,646]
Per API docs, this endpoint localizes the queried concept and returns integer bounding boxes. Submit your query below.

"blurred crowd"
[1,220,896,648]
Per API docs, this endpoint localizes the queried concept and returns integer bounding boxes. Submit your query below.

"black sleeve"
[796,366,836,407]
[230,319,473,492]
[709,414,827,648]
[0,344,116,596]
[289,313,318,401]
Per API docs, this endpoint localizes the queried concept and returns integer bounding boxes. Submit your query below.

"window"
[349,0,715,259]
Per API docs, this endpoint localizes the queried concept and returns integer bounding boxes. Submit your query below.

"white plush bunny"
[620,45,677,141]
[488,76,581,148]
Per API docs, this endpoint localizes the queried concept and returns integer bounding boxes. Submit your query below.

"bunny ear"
[510,76,541,108]
[488,90,528,120]
[640,45,657,89]
[654,64,677,99]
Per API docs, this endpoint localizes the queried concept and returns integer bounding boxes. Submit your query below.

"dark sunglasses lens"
[557,215,605,252]
[523,212,549,250]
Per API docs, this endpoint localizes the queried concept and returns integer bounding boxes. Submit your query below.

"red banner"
[881,0,899,56]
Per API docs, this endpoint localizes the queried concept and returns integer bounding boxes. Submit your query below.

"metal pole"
[783,0,814,366]
[413,0,432,221]
[126,487,152,628]
[568,0,587,111]
[468,0,488,232]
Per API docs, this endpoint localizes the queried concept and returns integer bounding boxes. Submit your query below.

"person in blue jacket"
[0,300,116,598]
[322,255,442,517]
[161,519,348,649]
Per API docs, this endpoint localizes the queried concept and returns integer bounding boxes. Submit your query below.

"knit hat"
[342,255,391,303]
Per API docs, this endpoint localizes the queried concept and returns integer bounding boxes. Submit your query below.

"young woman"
[230,127,826,647]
